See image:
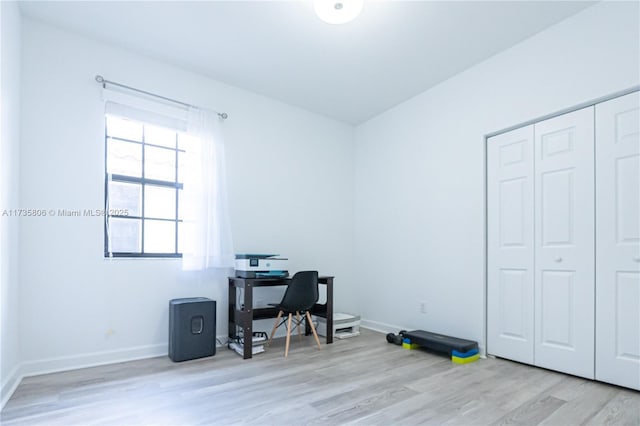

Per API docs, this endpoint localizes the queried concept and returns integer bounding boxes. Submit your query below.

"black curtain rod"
[95,75,228,120]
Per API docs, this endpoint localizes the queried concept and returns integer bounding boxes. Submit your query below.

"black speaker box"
[169,298,216,362]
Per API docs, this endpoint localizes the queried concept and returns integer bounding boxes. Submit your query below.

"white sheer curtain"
[181,107,235,270]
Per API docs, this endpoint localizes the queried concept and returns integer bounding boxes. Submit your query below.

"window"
[104,115,190,257]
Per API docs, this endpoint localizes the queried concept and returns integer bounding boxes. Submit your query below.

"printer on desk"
[235,254,289,278]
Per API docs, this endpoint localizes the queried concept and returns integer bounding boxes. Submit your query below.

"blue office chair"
[268,271,322,357]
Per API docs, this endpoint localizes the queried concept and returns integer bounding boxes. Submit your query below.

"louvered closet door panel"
[487,126,535,363]
[534,107,595,379]
[595,92,640,390]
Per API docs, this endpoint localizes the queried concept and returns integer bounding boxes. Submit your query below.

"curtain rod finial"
[218,112,229,120]
[95,75,104,83]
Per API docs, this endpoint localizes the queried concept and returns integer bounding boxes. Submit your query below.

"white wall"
[354,1,640,352]
[0,0,22,407]
[18,18,354,376]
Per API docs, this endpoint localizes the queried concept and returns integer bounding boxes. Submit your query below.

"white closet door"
[487,126,535,363]
[595,92,640,390]
[534,107,595,379]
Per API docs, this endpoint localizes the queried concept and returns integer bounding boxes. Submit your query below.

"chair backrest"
[279,271,319,312]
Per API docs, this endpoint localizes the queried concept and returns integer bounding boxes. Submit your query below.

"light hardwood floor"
[2,329,639,425]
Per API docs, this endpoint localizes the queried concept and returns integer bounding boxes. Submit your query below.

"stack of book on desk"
[229,332,268,356]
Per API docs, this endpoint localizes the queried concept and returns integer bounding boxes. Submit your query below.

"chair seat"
[268,303,312,315]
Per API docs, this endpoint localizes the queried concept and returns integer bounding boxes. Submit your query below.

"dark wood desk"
[228,275,334,359]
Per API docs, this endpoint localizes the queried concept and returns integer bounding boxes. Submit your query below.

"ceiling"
[18,1,595,124]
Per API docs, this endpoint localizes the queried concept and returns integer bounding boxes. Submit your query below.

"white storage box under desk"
[316,313,360,339]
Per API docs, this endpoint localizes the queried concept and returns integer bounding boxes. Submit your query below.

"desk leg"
[242,282,254,359]
[326,277,333,344]
[228,281,236,341]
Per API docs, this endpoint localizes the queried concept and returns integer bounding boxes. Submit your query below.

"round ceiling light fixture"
[313,0,364,25]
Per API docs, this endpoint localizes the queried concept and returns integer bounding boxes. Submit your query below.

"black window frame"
[104,115,185,258]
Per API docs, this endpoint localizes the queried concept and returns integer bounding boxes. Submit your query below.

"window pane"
[178,133,198,151]
[178,221,193,255]
[106,116,143,142]
[145,125,176,148]
[108,218,141,253]
[104,114,188,257]
[145,145,175,181]
[177,152,186,183]
[144,219,176,253]
[178,189,185,220]
[145,185,176,220]
[107,139,142,177]
[108,181,141,216]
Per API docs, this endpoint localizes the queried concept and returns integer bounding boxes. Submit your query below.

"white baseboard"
[18,343,168,379]
[1,364,22,411]
[1,335,230,412]
[360,319,408,334]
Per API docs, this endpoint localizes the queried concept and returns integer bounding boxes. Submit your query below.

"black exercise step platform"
[402,330,478,355]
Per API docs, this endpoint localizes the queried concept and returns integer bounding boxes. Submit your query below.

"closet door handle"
[634,257,640,263]
[554,257,563,263]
